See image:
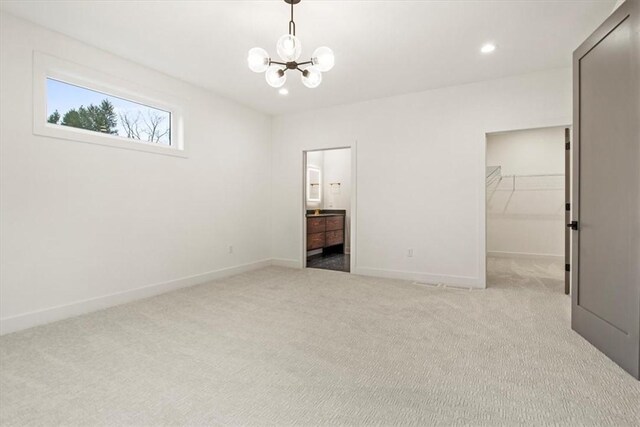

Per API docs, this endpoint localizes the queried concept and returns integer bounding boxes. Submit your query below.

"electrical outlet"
[407,248,413,257]
[228,245,233,254]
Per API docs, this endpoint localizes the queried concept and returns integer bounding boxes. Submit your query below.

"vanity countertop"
[306,213,344,218]
[305,209,346,218]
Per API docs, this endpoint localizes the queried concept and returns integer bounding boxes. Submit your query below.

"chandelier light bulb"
[311,47,335,72]
[276,34,302,62]
[265,65,287,88]
[247,47,270,73]
[301,66,322,89]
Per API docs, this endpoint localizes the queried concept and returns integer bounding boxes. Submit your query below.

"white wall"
[486,127,566,258]
[271,68,572,287]
[0,13,272,334]
[487,127,565,176]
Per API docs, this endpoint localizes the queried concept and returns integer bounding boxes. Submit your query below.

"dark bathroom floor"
[306,252,350,273]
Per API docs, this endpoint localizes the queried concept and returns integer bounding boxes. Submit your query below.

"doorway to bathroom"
[303,147,353,273]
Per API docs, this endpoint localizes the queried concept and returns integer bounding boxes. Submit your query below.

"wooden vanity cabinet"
[307,232,325,250]
[306,215,344,251]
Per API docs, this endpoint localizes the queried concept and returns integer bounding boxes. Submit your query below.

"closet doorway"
[485,126,570,294]
[302,147,354,273]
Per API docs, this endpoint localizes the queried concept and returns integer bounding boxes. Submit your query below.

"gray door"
[564,128,570,296]
[572,0,639,379]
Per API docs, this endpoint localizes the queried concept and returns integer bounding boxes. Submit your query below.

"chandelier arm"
[269,60,287,66]
[297,60,313,66]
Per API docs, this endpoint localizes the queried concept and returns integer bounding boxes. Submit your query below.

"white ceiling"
[1,0,615,115]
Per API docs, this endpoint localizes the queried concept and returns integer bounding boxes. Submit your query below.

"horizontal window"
[46,78,172,146]
[33,52,185,157]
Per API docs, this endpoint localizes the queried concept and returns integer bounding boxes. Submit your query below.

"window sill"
[33,123,188,158]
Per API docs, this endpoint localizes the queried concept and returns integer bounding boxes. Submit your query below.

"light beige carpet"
[1,258,639,426]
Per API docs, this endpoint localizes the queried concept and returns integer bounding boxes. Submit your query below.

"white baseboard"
[0,259,274,336]
[353,266,484,289]
[1,258,485,335]
[487,251,564,260]
[270,258,301,269]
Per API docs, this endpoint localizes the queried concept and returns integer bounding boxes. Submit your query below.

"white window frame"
[33,51,186,158]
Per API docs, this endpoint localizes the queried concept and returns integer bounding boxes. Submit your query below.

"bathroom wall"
[321,148,351,253]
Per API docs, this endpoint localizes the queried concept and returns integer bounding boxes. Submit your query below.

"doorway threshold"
[306,253,350,273]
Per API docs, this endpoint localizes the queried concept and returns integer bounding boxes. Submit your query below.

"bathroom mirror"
[307,167,321,202]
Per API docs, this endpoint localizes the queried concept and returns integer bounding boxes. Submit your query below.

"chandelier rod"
[288,0,296,36]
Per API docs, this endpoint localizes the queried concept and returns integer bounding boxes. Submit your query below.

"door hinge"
[565,142,571,150]
[567,221,579,230]
[565,203,571,211]
[565,264,570,272]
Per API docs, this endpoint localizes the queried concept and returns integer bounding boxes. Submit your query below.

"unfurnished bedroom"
[1,0,639,425]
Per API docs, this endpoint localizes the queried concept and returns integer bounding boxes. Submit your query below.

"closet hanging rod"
[502,173,563,178]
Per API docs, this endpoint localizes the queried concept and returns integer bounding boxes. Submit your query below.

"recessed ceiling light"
[279,88,289,95]
[481,43,496,54]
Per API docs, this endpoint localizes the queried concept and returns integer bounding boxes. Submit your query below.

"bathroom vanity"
[306,210,345,252]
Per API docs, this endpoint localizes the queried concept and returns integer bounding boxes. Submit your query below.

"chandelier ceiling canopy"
[247,0,335,89]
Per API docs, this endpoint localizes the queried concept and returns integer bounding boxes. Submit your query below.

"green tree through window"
[48,99,118,135]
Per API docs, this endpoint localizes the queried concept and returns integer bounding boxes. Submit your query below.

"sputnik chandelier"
[247,0,334,89]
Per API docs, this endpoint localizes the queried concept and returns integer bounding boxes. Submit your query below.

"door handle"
[567,221,579,230]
